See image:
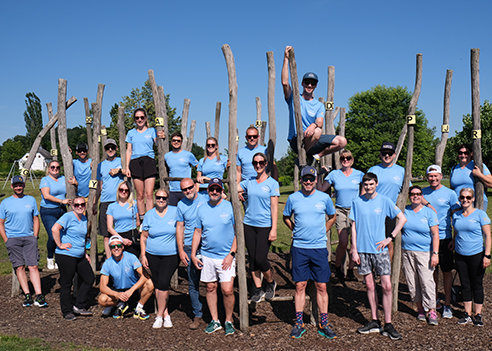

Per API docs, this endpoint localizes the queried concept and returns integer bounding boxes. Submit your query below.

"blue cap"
[300,166,317,178]
[208,178,223,190]
[302,72,318,82]
[11,175,25,184]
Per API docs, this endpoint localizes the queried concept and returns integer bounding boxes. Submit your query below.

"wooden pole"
[222,43,248,332]
[434,70,453,167]
[214,102,221,141]
[100,125,108,161]
[84,98,93,158]
[266,51,276,148]
[88,102,101,271]
[324,66,336,170]
[256,97,264,144]
[181,99,191,148]
[391,53,423,313]
[259,121,267,146]
[205,122,212,139]
[46,103,58,161]
[471,48,484,209]
[187,120,196,152]
[117,106,127,171]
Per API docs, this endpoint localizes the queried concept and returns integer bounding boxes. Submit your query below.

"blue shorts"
[291,247,331,283]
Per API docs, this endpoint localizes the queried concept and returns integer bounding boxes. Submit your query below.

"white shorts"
[200,255,236,283]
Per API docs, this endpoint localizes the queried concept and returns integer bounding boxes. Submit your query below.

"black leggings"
[455,251,485,304]
[146,252,179,290]
[244,223,272,272]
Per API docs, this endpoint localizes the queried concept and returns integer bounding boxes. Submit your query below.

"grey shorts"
[335,207,352,231]
[358,252,391,276]
[5,236,39,268]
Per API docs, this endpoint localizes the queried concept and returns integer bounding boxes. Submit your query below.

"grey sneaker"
[381,323,402,340]
[442,305,453,319]
[250,287,265,303]
[73,306,93,316]
[417,313,426,321]
[458,314,473,325]
[264,281,277,301]
[224,321,235,336]
[357,320,381,334]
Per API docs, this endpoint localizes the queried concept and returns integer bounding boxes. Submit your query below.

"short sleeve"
[240,180,248,192]
[270,180,280,197]
[189,153,198,167]
[480,210,491,226]
[100,261,110,276]
[150,128,157,140]
[142,213,151,231]
[283,196,293,217]
[325,197,335,216]
[125,130,132,144]
[96,163,102,181]
[0,201,5,219]
[56,212,70,229]
[31,197,39,216]
[39,177,49,189]
[197,158,204,172]
[132,254,142,269]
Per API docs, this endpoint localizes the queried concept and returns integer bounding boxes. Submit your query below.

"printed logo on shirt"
[315,202,324,210]
[420,218,428,224]
[125,266,131,274]
[261,186,269,193]
[24,204,32,209]
[437,197,446,205]
[374,207,383,214]
[179,158,186,163]
[393,176,402,182]
[168,219,176,226]
[220,212,231,223]
[144,134,152,139]
[351,179,359,184]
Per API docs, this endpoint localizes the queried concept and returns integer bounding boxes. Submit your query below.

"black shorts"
[289,134,336,156]
[146,252,179,291]
[385,217,397,238]
[437,239,454,272]
[114,288,140,306]
[129,156,157,180]
[99,202,113,237]
[118,229,141,257]
[168,191,185,207]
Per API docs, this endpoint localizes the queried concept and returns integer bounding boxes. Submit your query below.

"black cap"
[380,142,396,153]
[76,143,88,152]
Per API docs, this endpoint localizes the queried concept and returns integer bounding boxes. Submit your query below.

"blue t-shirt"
[107,202,138,233]
[176,193,208,246]
[39,175,66,208]
[402,206,439,252]
[196,200,235,259]
[349,193,401,254]
[367,163,406,203]
[55,211,87,258]
[241,177,280,227]
[100,252,142,290]
[453,209,491,256]
[450,161,490,209]
[283,190,335,249]
[324,169,364,208]
[97,157,124,203]
[422,186,460,240]
[164,150,199,192]
[197,156,227,189]
[126,128,157,159]
[73,158,92,197]
[142,206,178,256]
[0,195,39,238]
[236,144,267,181]
[286,93,325,141]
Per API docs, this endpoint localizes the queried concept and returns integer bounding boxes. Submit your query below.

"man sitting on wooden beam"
[281,46,347,164]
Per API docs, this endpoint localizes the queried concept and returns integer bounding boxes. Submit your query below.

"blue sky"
[1,0,491,158]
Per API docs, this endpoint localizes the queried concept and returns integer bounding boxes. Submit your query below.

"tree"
[24,92,43,146]
[345,85,437,176]
[442,100,492,174]
[0,135,29,166]
[276,149,296,185]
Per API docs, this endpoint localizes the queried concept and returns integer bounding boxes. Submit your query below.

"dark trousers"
[244,223,272,272]
[455,251,485,304]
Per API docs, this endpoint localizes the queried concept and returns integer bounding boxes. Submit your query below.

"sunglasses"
[340,156,352,161]
[181,185,194,192]
[110,244,123,249]
[206,144,216,148]
[73,203,86,208]
[302,176,316,182]
[50,166,60,170]
[303,79,317,86]
[119,188,129,193]
[253,160,266,167]
[134,116,146,121]
[246,135,259,140]
[208,187,221,193]
[105,145,116,151]
[171,139,182,143]
[459,195,473,200]
[458,151,470,156]
[77,149,87,153]
[410,192,422,196]
[156,195,168,201]
[381,151,394,157]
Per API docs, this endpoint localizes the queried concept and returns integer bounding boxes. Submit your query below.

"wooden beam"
[205,121,212,139]
[88,102,101,271]
[214,102,221,141]
[117,106,127,171]
[100,125,108,160]
[435,70,453,167]
[471,48,484,209]
[266,51,276,148]
[181,99,191,149]
[46,103,57,161]
[187,120,196,152]
[324,66,336,169]
[84,98,93,158]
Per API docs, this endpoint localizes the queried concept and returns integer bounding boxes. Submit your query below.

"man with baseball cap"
[281,46,347,163]
[422,165,460,319]
[283,166,337,339]
[0,175,47,307]
[72,143,92,198]
[191,178,237,336]
[98,235,154,320]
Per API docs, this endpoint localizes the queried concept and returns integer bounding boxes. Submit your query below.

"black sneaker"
[473,314,484,327]
[357,320,381,334]
[318,324,337,339]
[64,312,77,321]
[381,323,402,340]
[250,287,265,303]
[345,269,358,282]
[264,280,277,301]
[34,294,48,307]
[73,306,93,316]
[22,293,33,307]
[113,303,129,319]
[458,314,473,325]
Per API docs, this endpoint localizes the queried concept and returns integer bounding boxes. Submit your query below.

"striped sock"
[295,312,303,326]
[320,313,328,327]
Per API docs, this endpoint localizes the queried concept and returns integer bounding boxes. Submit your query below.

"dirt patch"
[0,253,490,351]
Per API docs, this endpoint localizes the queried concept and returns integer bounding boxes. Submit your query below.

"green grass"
[0,334,116,351]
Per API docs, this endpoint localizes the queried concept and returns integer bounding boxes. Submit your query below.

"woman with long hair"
[197,137,227,193]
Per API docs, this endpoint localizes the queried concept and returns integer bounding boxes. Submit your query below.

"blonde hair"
[116,180,135,207]
[459,187,475,197]
[204,137,220,161]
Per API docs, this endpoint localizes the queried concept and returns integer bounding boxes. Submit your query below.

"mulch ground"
[0,253,491,351]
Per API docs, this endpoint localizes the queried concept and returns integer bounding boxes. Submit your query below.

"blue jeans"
[184,245,203,318]
[40,206,66,259]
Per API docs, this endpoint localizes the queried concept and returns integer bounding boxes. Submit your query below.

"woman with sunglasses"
[238,152,279,302]
[452,188,491,326]
[450,144,492,209]
[140,189,179,329]
[401,185,440,325]
[124,108,164,220]
[107,181,140,257]
[52,197,95,320]
[39,160,71,270]
[321,149,363,282]
[197,137,227,193]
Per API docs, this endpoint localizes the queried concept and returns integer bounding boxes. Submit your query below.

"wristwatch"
[432,251,439,255]
[485,254,491,259]
[229,251,236,258]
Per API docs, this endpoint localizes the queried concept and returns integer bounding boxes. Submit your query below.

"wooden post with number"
[84,98,93,158]
[435,70,453,167]
[46,103,58,161]
[266,51,276,149]
[324,66,336,170]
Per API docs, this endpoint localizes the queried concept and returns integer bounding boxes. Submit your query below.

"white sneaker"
[47,258,55,270]
[54,262,59,270]
[163,315,173,328]
[442,305,453,319]
[152,316,163,329]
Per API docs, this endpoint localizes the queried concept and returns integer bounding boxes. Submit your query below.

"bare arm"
[430,225,440,267]
[33,216,40,237]
[283,215,294,231]
[281,46,293,99]
[269,196,278,241]
[52,222,71,250]
[99,274,120,299]
[482,224,491,268]
[0,218,7,243]
[350,221,360,264]
[376,211,407,251]
[125,143,132,177]
[176,221,189,266]
[191,227,203,269]
[140,230,149,268]
[472,166,492,188]
[40,187,70,205]
[325,214,336,233]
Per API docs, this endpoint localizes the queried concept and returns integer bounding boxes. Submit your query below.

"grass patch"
[0,334,115,351]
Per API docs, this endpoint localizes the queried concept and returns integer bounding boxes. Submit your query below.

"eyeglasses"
[119,188,129,193]
[181,185,194,192]
[302,176,316,183]
[156,196,168,201]
[105,145,116,151]
[73,203,86,208]
[410,192,422,196]
[303,79,317,86]
[171,139,182,143]
[459,195,473,200]
[458,151,470,156]
[208,187,221,193]
[253,160,266,167]
[206,144,216,148]
[134,116,146,121]
[340,156,352,161]
[381,151,394,157]
[110,244,123,249]
[246,135,259,140]
[50,166,60,170]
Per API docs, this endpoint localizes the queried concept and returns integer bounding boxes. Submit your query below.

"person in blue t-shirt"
[176,178,207,329]
[283,166,336,340]
[422,164,460,318]
[72,143,92,198]
[321,149,363,283]
[239,152,279,303]
[94,139,125,258]
[98,235,153,321]
[141,189,179,329]
[450,144,492,209]
[281,46,347,162]
[452,188,491,326]
[52,197,95,320]
[350,172,406,340]
[191,178,237,336]
[0,175,47,308]
[236,126,267,182]
[39,160,71,270]
[164,132,199,206]
[197,137,227,193]
[402,185,440,326]
[124,108,165,218]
